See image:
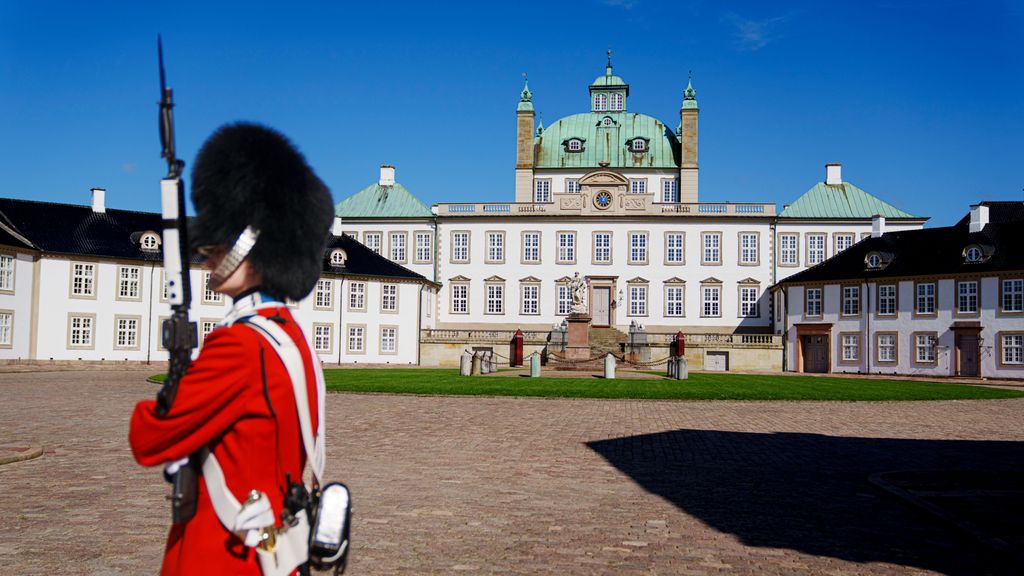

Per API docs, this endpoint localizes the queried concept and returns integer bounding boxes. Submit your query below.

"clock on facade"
[594,190,613,209]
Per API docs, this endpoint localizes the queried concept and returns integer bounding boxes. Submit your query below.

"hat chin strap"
[209,226,262,289]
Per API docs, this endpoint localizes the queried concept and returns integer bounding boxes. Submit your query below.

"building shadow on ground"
[587,429,1024,575]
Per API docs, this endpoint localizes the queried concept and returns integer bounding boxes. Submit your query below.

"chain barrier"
[620,355,673,368]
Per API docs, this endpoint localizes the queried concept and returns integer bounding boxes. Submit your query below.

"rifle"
[155,35,200,523]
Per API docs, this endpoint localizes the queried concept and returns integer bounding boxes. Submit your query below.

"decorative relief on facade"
[560,196,584,210]
[624,197,647,210]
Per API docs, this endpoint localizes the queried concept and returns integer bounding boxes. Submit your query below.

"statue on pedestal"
[569,272,587,315]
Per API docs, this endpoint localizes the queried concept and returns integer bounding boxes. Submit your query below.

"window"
[415,232,433,263]
[68,314,94,348]
[140,232,160,251]
[200,320,218,345]
[329,249,347,267]
[916,282,936,315]
[665,233,684,264]
[702,285,721,317]
[451,283,469,314]
[779,234,798,266]
[201,271,224,304]
[521,284,539,315]
[566,139,583,152]
[534,179,551,203]
[522,232,540,263]
[70,262,96,297]
[915,333,937,363]
[739,233,758,265]
[313,324,332,353]
[877,333,897,363]
[841,334,860,362]
[807,234,826,265]
[609,92,623,111]
[866,253,882,269]
[451,231,470,263]
[629,179,646,194]
[0,311,13,346]
[486,232,505,263]
[381,284,398,312]
[115,316,140,349]
[566,179,580,193]
[389,232,407,263]
[740,286,759,317]
[594,93,608,111]
[314,279,333,309]
[557,232,576,264]
[0,254,14,292]
[486,283,504,314]
[665,285,684,317]
[805,288,822,317]
[835,234,854,254]
[117,266,141,300]
[629,232,648,264]
[662,179,679,203]
[348,282,365,311]
[965,246,983,263]
[629,139,646,153]
[1002,279,1023,313]
[878,284,896,316]
[629,285,647,316]
[364,233,382,255]
[347,326,365,353]
[702,233,721,265]
[842,286,860,316]
[958,281,978,314]
[557,284,571,315]
[593,232,611,264]
[380,327,397,354]
[1001,334,1024,365]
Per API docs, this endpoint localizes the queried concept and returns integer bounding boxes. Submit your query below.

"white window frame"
[915,333,937,364]
[1001,333,1024,365]
[314,279,334,310]
[313,323,333,353]
[450,283,469,314]
[1002,278,1023,313]
[556,284,571,316]
[701,232,721,265]
[665,285,684,317]
[348,281,366,311]
[842,285,860,316]
[739,286,759,317]
[739,233,759,265]
[557,232,576,264]
[805,287,823,318]
[566,179,580,193]
[364,232,382,255]
[878,284,897,316]
[609,92,623,111]
[347,325,365,354]
[661,179,679,203]
[841,333,860,362]
[486,231,505,264]
[876,333,898,363]
[629,179,647,194]
[594,93,608,111]
[68,313,96,349]
[414,232,433,264]
[779,234,798,267]
[834,233,854,254]
[116,265,142,301]
[0,310,12,347]
[807,234,826,266]
[701,285,721,318]
[114,315,141,350]
[957,280,979,314]
[522,231,541,264]
[534,179,551,203]
[628,284,648,317]
[381,283,398,313]
[520,284,540,315]
[628,232,648,264]
[380,326,398,355]
[486,283,504,315]
[592,232,612,265]
[389,232,407,263]
[451,231,470,263]
[915,282,936,315]
[0,253,15,293]
[665,232,685,265]
[70,262,96,298]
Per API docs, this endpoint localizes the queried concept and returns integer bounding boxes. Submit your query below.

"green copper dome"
[591,65,627,88]
[534,112,679,169]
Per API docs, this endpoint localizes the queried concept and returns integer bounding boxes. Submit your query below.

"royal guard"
[130,123,335,575]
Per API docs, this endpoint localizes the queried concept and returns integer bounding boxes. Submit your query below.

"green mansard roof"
[335,181,432,219]
[534,112,679,169]
[780,181,921,219]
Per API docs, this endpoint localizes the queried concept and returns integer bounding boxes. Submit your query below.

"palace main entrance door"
[592,287,611,327]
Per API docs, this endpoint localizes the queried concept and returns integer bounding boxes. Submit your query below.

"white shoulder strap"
[242,314,326,482]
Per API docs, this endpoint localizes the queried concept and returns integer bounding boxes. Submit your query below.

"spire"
[682,72,698,109]
[606,47,613,76]
[518,72,534,112]
[535,113,544,136]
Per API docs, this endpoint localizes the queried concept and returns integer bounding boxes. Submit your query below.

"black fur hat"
[190,122,333,301]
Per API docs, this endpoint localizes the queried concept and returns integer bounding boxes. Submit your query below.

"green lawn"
[316,369,1024,401]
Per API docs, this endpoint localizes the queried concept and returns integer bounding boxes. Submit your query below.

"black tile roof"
[0,197,431,283]
[777,202,1024,285]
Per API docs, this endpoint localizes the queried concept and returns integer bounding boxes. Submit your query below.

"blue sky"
[1,0,1022,226]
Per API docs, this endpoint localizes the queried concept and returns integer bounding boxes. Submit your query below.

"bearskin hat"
[190,122,333,301]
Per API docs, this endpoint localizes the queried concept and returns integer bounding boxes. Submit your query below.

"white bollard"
[604,353,616,380]
[675,357,689,380]
[481,351,491,374]
[460,351,472,376]
[529,352,541,377]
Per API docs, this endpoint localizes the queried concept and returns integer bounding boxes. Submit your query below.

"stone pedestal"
[565,313,592,360]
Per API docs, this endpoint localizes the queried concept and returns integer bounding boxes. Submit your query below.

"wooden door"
[592,287,611,327]
[958,335,979,376]
[802,335,828,373]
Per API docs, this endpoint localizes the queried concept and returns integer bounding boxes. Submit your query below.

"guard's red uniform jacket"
[130,299,319,576]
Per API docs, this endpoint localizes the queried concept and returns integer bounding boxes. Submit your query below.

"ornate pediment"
[448,275,471,282]
[519,276,541,283]
[579,169,629,186]
[664,277,686,284]
[484,275,506,283]
[626,276,649,284]
[700,277,723,284]
[555,276,573,283]
[738,277,761,285]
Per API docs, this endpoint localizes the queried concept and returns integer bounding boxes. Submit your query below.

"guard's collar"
[222,288,284,326]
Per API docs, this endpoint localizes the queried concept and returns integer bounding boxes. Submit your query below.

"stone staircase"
[588,326,627,357]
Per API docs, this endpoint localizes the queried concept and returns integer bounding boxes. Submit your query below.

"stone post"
[471,352,482,376]
[675,357,689,380]
[529,352,541,378]
[460,350,472,376]
[480,351,491,374]
[604,353,616,379]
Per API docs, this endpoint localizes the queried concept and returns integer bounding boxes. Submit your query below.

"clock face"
[594,190,613,209]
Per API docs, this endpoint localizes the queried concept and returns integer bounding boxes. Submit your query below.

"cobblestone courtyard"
[1,369,1022,575]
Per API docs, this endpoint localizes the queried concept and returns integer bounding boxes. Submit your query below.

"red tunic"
[130,306,320,576]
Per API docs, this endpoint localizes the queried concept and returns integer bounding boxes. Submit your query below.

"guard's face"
[198,245,260,298]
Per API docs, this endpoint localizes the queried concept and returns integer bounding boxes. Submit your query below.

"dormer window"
[627,138,649,153]
[329,249,348,267]
[563,138,585,153]
[864,251,893,270]
[601,116,614,126]
[609,93,623,111]
[594,93,608,111]
[140,232,161,252]
[962,244,992,263]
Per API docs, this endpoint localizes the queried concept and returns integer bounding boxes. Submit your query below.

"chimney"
[871,214,886,238]
[331,216,343,236]
[379,164,395,187]
[825,163,842,186]
[91,188,106,213]
[969,204,989,233]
